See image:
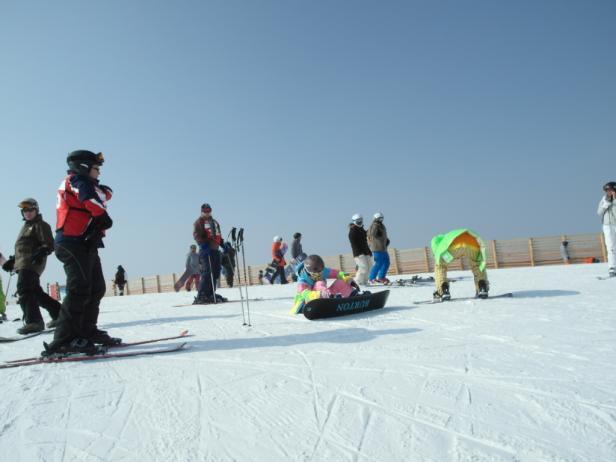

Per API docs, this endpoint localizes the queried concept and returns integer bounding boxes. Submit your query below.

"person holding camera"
[598,181,616,278]
[2,198,61,334]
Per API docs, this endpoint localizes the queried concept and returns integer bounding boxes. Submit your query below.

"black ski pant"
[198,250,221,299]
[16,269,61,324]
[52,241,106,346]
[272,266,288,284]
[222,263,234,287]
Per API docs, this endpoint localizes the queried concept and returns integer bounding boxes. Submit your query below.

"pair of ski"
[1,330,192,369]
[414,292,514,305]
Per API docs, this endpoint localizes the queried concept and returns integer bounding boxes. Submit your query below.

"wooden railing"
[101,232,606,297]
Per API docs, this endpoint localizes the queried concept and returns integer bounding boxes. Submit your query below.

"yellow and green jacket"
[431,229,487,271]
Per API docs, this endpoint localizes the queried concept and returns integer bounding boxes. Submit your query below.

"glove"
[93,212,113,230]
[31,247,49,265]
[2,255,15,272]
[339,272,353,284]
[84,230,104,249]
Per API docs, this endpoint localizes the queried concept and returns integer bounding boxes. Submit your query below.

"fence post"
[247,266,253,285]
[141,277,146,294]
[424,247,431,273]
[491,240,499,269]
[156,275,161,293]
[391,248,400,275]
[528,238,535,267]
[338,254,344,271]
[599,232,607,263]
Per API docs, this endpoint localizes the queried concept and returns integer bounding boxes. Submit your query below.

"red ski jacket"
[56,173,112,239]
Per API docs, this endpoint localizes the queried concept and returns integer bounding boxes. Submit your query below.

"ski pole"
[238,228,251,326]
[6,272,14,305]
[207,253,217,304]
[231,227,247,325]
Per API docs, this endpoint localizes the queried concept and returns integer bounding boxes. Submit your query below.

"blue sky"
[1,0,614,286]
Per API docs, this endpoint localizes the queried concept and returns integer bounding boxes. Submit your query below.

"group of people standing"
[1,150,118,355]
[348,212,390,285]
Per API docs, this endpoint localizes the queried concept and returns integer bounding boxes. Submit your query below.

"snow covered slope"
[1,263,615,461]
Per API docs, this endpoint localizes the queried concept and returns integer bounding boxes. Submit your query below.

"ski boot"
[17,321,45,335]
[433,282,451,302]
[90,328,122,346]
[377,278,391,285]
[214,294,228,303]
[0,313,7,323]
[42,337,104,358]
[193,295,217,304]
[609,268,616,278]
[476,280,489,299]
[46,318,59,329]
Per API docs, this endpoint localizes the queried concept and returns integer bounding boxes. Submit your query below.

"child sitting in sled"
[290,254,359,314]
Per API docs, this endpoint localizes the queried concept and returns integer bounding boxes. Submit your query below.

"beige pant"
[354,255,372,284]
[434,246,488,294]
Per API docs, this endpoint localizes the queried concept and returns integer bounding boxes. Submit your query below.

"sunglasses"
[22,208,37,213]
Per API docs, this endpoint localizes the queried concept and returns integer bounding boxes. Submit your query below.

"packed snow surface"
[1,263,615,461]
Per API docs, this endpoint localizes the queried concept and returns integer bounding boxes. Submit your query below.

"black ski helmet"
[293,232,301,239]
[67,150,104,175]
[201,203,212,213]
[304,255,324,274]
[604,181,616,191]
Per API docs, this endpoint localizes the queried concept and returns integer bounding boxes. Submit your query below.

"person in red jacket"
[193,203,227,303]
[43,150,118,356]
[271,236,288,284]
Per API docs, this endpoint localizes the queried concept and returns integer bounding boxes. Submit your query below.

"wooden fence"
[102,232,607,297]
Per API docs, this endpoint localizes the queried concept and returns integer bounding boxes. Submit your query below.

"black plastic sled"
[303,290,390,320]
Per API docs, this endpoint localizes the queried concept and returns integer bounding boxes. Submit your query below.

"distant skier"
[431,228,489,301]
[193,203,226,303]
[114,265,127,295]
[271,236,288,284]
[45,151,119,355]
[367,212,390,284]
[220,240,236,287]
[348,214,373,285]
[290,255,359,314]
[288,232,307,282]
[0,252,6,321]
[2,198,61,334]
[560,241,571,265]
[291,233,306,260]
[174,245,201,292]
[598,181,616,277]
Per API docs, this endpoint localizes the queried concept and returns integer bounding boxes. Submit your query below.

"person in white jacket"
[597,181,616,277]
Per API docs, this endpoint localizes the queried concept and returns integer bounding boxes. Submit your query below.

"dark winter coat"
[14,214,55,276]
[348,224,372,257]
[193,215,222,250]
[114,267,126,285]
[367,221,389,252]
[291,238,303,259]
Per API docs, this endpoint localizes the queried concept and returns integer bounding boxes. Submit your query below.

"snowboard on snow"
[414,292,514,305]
[303,290,390,320]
